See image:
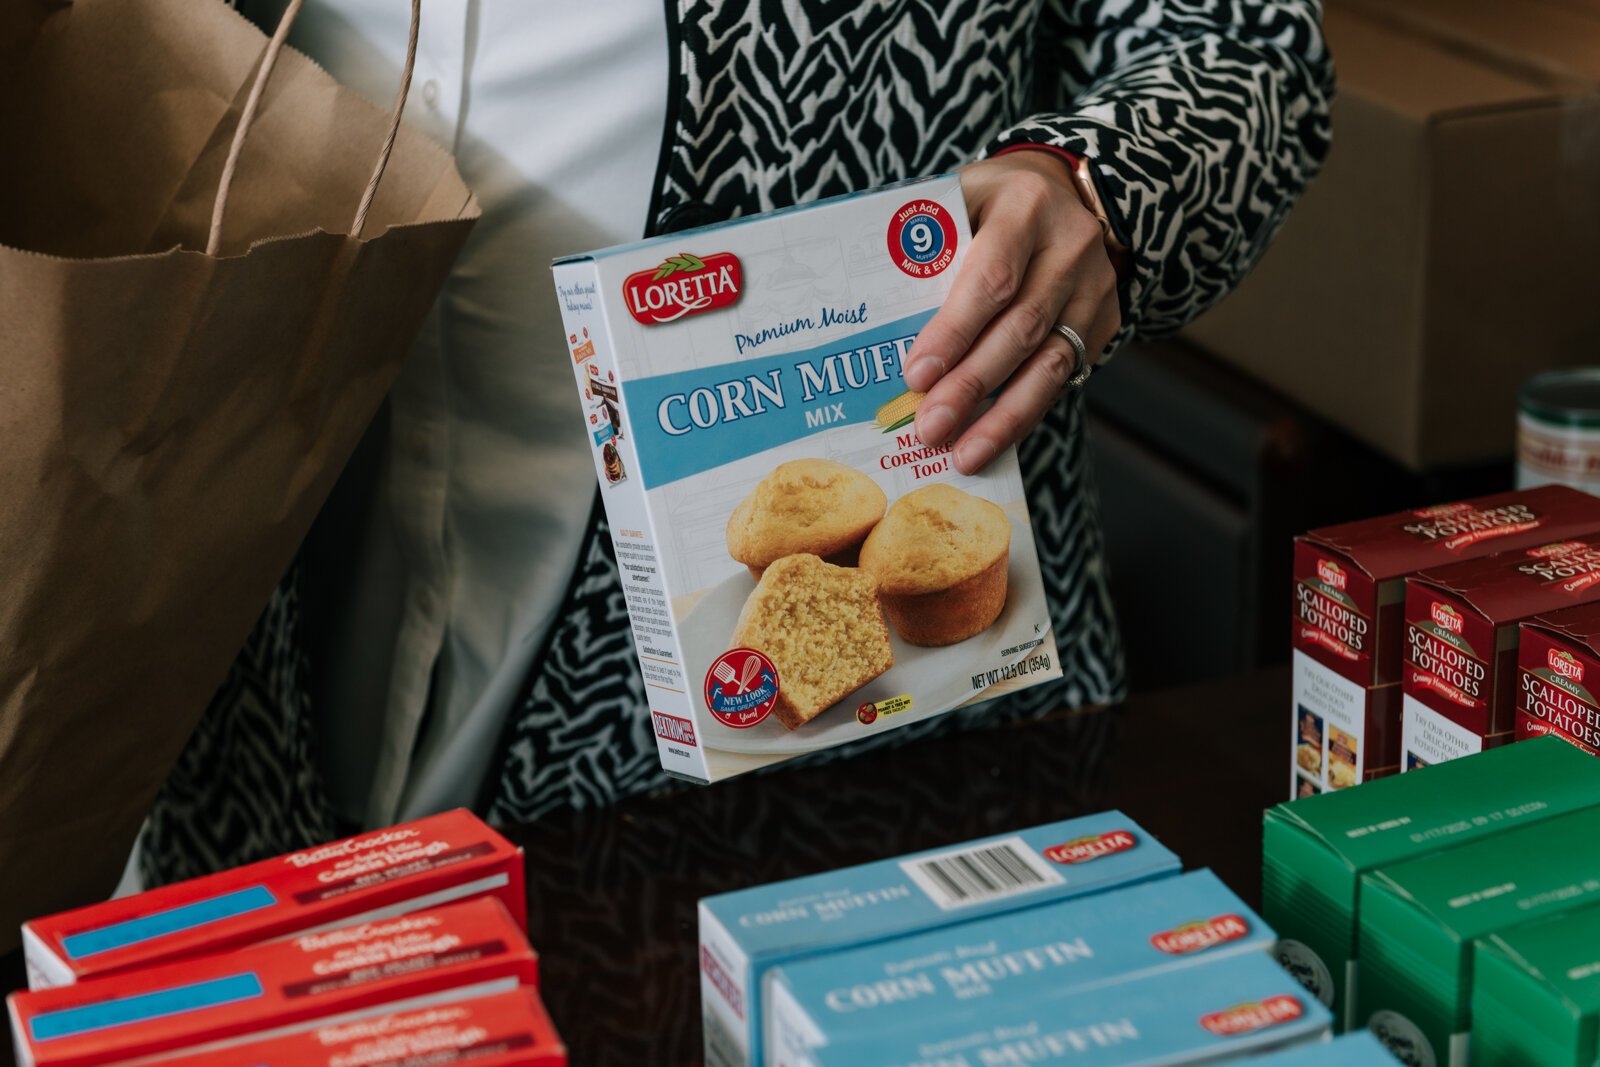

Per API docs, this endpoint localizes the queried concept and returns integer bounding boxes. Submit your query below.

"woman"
[144,0,1332,880]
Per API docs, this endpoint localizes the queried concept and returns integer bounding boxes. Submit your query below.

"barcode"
[899,836,1065,911]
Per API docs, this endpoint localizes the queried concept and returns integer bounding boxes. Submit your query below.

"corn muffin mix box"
[7,898,535,1067]
[551,175,1061,785]
[1244,1031,1396,1064]
[155,989,566,1067]
[1402,534,1600,768]
[1356,804,1600,1067]
[807,951,1332,1067]
[698,813,1180,1067]
[1261,736,1600,1031]
[1472,899,1600,1067]
[1290,486,1600,798]
[21,809,526,990]
[1518,603,1600,757]
[766,869,1272,1067]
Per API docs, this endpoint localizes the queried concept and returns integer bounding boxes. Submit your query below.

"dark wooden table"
[1,667,1288,1067]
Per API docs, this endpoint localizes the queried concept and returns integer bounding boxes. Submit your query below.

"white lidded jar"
[1518,369,1600,493]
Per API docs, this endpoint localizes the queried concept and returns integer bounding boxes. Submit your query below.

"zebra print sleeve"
[988,0,1334,347]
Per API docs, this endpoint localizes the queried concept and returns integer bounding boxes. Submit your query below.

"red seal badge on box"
[705,648,780,728]
[887,200,958,278]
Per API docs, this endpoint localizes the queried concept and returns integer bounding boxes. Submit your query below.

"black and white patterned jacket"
[143,0,1332,880]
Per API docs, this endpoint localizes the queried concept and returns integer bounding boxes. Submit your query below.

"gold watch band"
[1070,156,1129,256]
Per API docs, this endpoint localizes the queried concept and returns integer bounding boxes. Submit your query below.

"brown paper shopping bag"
[0,0,479,946]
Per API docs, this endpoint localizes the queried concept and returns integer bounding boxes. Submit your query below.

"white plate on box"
[680,516,1049,756]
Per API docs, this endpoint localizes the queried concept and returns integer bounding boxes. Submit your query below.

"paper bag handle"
[206,0,422,256]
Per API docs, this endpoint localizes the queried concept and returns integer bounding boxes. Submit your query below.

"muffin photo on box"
[726,459,887,579]
[860,483,1010,647]
[728,553,894,730]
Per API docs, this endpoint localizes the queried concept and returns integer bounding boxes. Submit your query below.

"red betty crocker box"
[154,988,566,1067]
[7,897,535,1067]
[21,809,524,990]
[1402,533,1600,770]
[1291,485,1600,798]
[1518,602,1600,757]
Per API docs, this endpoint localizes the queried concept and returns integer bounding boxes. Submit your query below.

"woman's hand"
[904,151,1121,474]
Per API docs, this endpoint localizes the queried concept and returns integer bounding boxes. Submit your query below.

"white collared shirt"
[290,0,669,825]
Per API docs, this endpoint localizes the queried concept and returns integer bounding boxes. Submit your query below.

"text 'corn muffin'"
[728,553,894,730]
[726,459,887,578]
[859,483,1010,646]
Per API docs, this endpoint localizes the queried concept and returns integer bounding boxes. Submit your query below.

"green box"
[1262,737,1600,1031]
[1472,901,1600,1066]
[1358,804,1600,1067]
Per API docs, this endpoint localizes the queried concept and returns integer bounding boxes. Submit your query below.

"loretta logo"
[1150,914,1250,955]
[1431,602,1464,634]
[1550,649,1586,683]
[1199,995,1304,1037]
[1316,559,1347,591]
[624,251,742,325]
[1044,829,1136,865]
[1528,541,1587,559]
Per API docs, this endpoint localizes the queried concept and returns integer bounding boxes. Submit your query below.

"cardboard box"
[155,989,566,1067]
[1472,900,1600,1066]
[1356,804,1600,1066]
[766,869,1271,1067]
[1243,1032,1396,1065]
[698,813,1179,1067]
[6,898,535,1067]
[1261,735,1600,1030]
[1291,486,1600,796]
[1519,603,1600,756]
[551,175,1061,785]
[1185,0,1600,470]
[807,951,1332,1067]
[21,809,526,990]
[1402,536,1600,766]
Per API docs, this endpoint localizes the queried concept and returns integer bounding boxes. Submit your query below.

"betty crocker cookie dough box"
[155,989,566,1067]
[1402,533,1600,769]
[698,812,1179,1067]
[551,175,1060,784]
[7,897,536,1067]
[1290,485,1600,799]
[1517,602,1600,757]
[20,809,525,990]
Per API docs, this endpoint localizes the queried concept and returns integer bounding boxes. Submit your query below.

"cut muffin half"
[728,553,894,730]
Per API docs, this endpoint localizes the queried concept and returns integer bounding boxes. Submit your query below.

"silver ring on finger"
[1052,323,1094,390]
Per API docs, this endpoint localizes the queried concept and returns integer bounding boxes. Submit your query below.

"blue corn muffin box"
[808,950,1333,1067]
[1245,1031,1397,1064]
[766,869,1272,1066]
[698,812,1179,1067]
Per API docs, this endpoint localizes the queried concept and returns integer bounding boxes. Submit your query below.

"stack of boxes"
[1266,736,1600,1066]
[1289,485,1600,795]
[701,812,1347,1067]
[6,810,564,1066]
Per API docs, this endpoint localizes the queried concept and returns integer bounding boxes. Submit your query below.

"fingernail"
[904,357,944,393]
[918,404,956,444]
[956,437,996,474]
